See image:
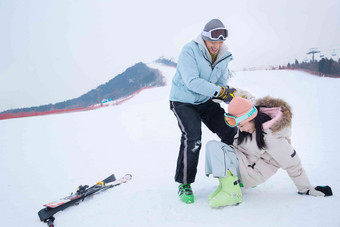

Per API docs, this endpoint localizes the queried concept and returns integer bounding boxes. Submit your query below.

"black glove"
[298,185,333,197]
[214,86,236,103]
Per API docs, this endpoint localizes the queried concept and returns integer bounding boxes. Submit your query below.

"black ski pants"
[170,99,237,184]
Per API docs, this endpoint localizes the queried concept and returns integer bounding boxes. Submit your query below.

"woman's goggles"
[202,27,228,41]
[224,106,257,127]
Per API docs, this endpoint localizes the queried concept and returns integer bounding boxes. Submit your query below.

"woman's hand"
[299,185,333,197]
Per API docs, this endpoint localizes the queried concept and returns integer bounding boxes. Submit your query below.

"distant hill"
[1,62,166,114]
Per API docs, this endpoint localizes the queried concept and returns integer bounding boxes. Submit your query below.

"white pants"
[205,140,240,178]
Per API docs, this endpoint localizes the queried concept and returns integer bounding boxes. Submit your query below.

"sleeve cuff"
[213,86,222,97]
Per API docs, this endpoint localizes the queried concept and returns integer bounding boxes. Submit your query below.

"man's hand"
[213,86,236,103]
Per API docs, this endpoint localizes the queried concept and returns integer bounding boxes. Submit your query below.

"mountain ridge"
[1,62,166,116]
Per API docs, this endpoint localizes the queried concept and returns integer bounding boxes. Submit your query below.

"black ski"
[38,174,132,227]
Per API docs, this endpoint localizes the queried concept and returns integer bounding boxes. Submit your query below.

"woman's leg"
[205,140,240,178]
[205,140,242,207]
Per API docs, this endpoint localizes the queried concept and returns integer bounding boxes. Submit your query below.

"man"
[169,18,238,204]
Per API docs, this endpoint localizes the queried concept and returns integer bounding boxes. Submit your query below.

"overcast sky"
[1,0,339,112]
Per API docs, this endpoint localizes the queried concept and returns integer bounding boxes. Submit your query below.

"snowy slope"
[0,64,339,227]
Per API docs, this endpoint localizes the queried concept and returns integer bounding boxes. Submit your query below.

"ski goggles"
[202,27,228,41]
[224,106,257,127]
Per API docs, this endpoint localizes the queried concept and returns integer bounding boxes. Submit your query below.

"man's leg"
[199,100,237,145]
[170,101,202,184]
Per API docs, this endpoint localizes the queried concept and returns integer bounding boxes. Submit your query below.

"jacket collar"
[193,34,229,66]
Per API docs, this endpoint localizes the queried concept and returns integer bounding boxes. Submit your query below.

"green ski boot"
[178,184,194,204]
[208,182,222,201]
[209,176,243,201]
[209,171,243,208]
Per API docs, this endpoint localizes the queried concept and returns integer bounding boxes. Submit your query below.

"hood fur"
[255,96,292,132]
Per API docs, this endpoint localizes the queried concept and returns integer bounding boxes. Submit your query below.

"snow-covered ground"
[0,64,339,227]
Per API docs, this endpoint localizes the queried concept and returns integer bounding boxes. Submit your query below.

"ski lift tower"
[306,48,320,62]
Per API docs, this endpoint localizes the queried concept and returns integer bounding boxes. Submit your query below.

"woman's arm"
[265,133,312,193]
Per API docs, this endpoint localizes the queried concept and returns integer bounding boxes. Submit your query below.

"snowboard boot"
[209,171,243,208]
[178,184,194,204]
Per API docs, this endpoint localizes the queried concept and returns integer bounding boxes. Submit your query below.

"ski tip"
[121,174,132,183]
[102,174,116,184]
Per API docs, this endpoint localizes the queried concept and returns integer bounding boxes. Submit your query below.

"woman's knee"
[206,140,225,155]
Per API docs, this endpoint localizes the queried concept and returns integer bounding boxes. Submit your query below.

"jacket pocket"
[255,158,279,181]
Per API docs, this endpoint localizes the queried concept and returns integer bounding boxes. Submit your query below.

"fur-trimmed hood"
[255,96,293,132]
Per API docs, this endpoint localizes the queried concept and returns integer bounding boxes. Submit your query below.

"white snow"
[0,64,339,227]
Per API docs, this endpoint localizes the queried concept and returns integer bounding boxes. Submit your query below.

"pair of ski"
[38,174,132,227]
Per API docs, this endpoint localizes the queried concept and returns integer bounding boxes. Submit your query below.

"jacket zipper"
[212,54,232,69]
[203,53,232,69]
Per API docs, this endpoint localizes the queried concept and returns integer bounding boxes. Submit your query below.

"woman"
[205,96,333,208]
[169,18,244,204]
